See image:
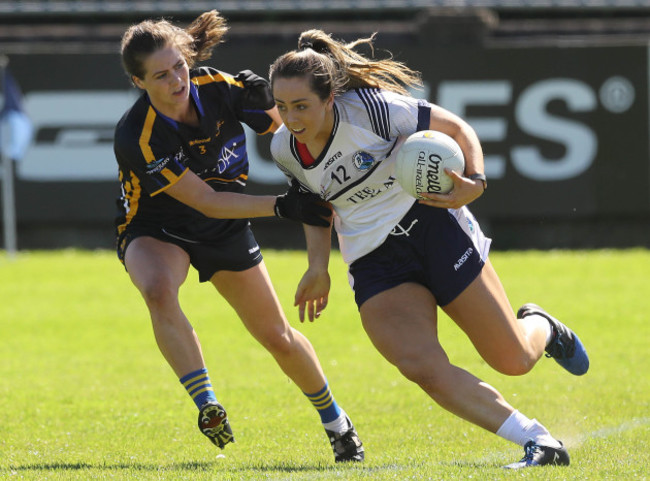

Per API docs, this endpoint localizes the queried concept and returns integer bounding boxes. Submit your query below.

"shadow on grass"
[442,460,503,469]
[7,461,342,472]
[8,461,215,472]
[7,460,407,474]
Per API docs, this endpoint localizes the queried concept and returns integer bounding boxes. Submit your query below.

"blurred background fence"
[1,0,650,250]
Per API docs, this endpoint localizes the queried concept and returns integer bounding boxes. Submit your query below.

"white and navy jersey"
[271,87,431,264]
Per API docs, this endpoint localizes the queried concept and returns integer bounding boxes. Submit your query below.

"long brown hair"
[269,29,422,100]
[120,10,228,81]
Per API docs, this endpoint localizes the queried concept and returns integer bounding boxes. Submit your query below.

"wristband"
[468,173,487,191]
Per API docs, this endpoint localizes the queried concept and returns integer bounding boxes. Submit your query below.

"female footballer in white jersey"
[114,13,363,462]
[268,29,590,469]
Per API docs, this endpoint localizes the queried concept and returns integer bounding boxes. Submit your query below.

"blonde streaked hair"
[269,29,422,100]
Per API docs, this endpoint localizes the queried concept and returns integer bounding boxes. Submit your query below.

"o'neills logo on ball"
[414,150,444,196]
[425,153,443,193]
[414,150,427,196]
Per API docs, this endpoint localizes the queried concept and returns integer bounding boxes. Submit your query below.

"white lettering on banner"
[512,79,597,181]
[17,90,286,184]
[438,81,511,178]
[19,91,138,181]
[437,78,613,182]
[16,75,632,183]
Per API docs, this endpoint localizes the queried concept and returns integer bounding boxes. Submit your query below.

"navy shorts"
[117,221,263,282]
[348,203,491,308]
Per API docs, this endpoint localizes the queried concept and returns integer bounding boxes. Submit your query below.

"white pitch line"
[475,417,650,465]
[562,417,650,448]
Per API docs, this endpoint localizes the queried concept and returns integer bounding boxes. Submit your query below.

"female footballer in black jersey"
[113,11,363,461]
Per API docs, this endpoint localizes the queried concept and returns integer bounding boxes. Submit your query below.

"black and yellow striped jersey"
[114,66,274,242]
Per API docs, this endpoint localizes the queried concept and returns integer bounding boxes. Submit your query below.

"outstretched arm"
[166,169,276,218]
[165,169,331,226]
[295,222,333,322]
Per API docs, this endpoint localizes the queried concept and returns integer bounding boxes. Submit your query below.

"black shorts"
[348,203,491,308]
[117,220,263,282]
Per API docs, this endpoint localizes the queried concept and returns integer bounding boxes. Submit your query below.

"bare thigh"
[359,281,516,432]
[359,282,449,379]
[442,259,543,374]
[123,236,203,376]
[124,236,190,301]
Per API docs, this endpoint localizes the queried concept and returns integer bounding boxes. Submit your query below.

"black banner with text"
[3,41,648,248]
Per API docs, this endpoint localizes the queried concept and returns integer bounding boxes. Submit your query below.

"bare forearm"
[164,169,332,225]
[193,191,277,219]
[454,124,484,176]
[304,224,332,271]
[429,105,485,175]
[164,171,277,219]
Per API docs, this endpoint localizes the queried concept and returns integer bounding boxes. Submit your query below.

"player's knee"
[139,280,178,310]
[488,352,536,376]
[401,364,459,403]
[396,355,445,390]
[258,326,295,356]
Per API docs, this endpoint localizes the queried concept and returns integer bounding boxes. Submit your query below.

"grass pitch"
[0,248,648,480]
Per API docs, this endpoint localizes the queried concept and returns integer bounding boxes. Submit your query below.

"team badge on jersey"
[146,148,186,175]
[146,156,170,174]
[215,119,225,137]
[353,151,375,171]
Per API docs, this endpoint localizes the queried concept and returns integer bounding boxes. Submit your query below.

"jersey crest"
[352,151,375,171]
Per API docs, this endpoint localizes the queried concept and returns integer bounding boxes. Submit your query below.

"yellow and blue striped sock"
[304,382,341,423]
[180,367,217,409]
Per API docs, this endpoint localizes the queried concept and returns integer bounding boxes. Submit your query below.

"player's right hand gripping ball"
[274,183,332,227]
